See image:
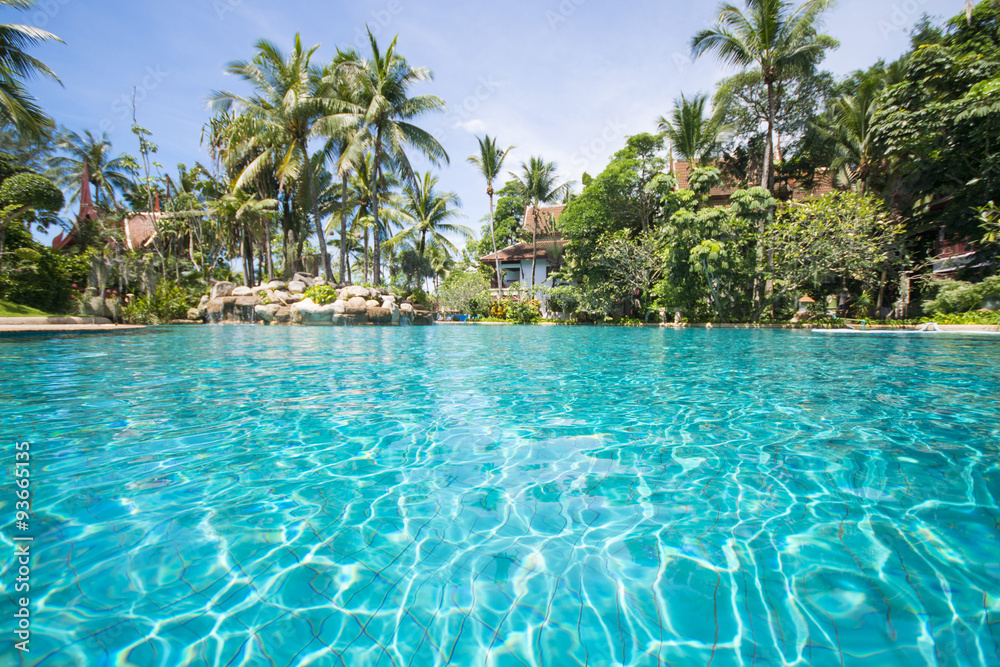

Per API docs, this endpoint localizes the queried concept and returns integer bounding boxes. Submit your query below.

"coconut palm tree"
[467,134,512,298]
[338,29,448,285]
[509,157,570,292]
[207,186,278,287]
[657,93,721,168]
[389,172,470,257]
[692,0,835,193]
[0,0,62,134]
[51,129,136,209]
[816,74,887,194]
[211,34,343,282]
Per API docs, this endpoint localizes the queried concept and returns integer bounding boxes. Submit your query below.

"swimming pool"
[2,326,998,666]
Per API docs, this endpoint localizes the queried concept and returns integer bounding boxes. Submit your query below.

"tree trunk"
[340,173,348,284]
[0,226,6,277]
[488,187,502,300]
[243,221,254,286]
[372,141,383,286]
[263,216,274,281]
[529,203,538,294]
[363,227,369,284]
[303,142,333,282]
[765,79,776,193]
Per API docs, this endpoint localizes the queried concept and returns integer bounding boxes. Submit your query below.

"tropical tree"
[509,157,570,291]
[338,30,448,285]
[657,93,721,167]
[467,134,512,298]
[51,129,136,209]
[390,172,469,257]
[207,186,278,287]
[0,0,62,134]
[212,34,342,281]
[0,164,62,274]
[816,73,886,194]
[692,0,837,192]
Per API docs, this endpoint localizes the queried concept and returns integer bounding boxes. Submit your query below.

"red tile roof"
[671,161,836,204]
[123,212,159,250]
[523,204,566,236]
[481,239,566,263]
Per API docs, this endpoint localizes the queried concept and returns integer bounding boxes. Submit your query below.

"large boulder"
[332,299,348,314]
[287,280,307,294]
[210,281,235,300]
[273,307,291,323]
[206,296,238,322]
[285,293,304,304]
[255,304,280,323]
[232,286,253,297]
[313,278,327,287]
[251,285,269,297]
[291,273,315,287]
[346,285,370,299]
[365,299,380,308]
[291,298,337,325]
[266,280,286,291]
[399,302,415,315]
[345,296,368,315]
[381,295,397,308]
[271,290,291,304]
[367,306,393,324]
[390,303,400,325]
[186,308,202,321]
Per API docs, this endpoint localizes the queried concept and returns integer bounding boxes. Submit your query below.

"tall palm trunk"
[488,186,502,299]
[262,216,274,281]
[371,136,383,285]
[529,202,539,293]
[339,173,348,283]
[302,141,333,282]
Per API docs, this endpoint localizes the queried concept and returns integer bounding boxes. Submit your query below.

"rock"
[235,296,258,307]
[338,288,350,301]
[332,299,347,314]
[196,294,210,320]
[365,299,380,308]
[206,296,238,322]
[251,285,269,297]
[255,304,280,323]
[266,280,286,291]
[367,306,392,323]
[232,286,253,297]
[291,298,337,325]
[399,302,415,315]
[346,285,369,299]
[198,295,210,308]
[381,294,396,305]
[390,304,400,324]
[291,273,315,287]
[271,290,291,303]
[273,307,291,323]
[313,278,327,286]
[285,294,304,304]
[287,280,307,294]
[345,296,368,315]
[186,308,202,321]
[210,281,235,300]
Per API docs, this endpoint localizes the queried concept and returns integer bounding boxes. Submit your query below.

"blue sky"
[22,0,966,246]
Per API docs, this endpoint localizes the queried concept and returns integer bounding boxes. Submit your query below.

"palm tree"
[509,157,570,292]
[389,172,470,257]
[657,93,721,168]
[467,134,512,298]
[338,29,448,285]
[51,130,136,209]
[212,35,342,282]
[207,186,278,287]
[692,0,835,193]
[0,0,62,134]
[816,74,886,194]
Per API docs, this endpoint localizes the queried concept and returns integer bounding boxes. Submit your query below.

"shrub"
[122,281,193,324]
[506,298,541,323]
[304,284,337,305]
[923,276,1000,315]
[490,299,508,319]
[438,272,489,313]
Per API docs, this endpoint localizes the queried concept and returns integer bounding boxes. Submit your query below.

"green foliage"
[922,276,1000,314]
[506,298,541,324]
[304,284,337,305]
[122,281,194,325]
[0,221,77,313]
[921,310,1000,325]
[438,271,489,314]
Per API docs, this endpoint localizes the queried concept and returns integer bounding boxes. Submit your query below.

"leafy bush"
[921,310,1000,325]
[0,222,78,313]
[490,299,508,319]
[438,272,489,313]
[922,276,1000,315]
[304,284,337,305]
[506,298,541,323]
[122,281,194,324]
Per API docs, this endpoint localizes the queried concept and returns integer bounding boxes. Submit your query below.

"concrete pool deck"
[0,316,146,337]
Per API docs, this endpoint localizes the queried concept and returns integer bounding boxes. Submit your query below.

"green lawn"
[0,300,53,317]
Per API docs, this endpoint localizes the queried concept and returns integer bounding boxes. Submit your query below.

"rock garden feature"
[194,274,433,326]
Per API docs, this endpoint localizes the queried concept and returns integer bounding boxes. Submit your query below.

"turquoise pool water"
[1,326,999,666]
